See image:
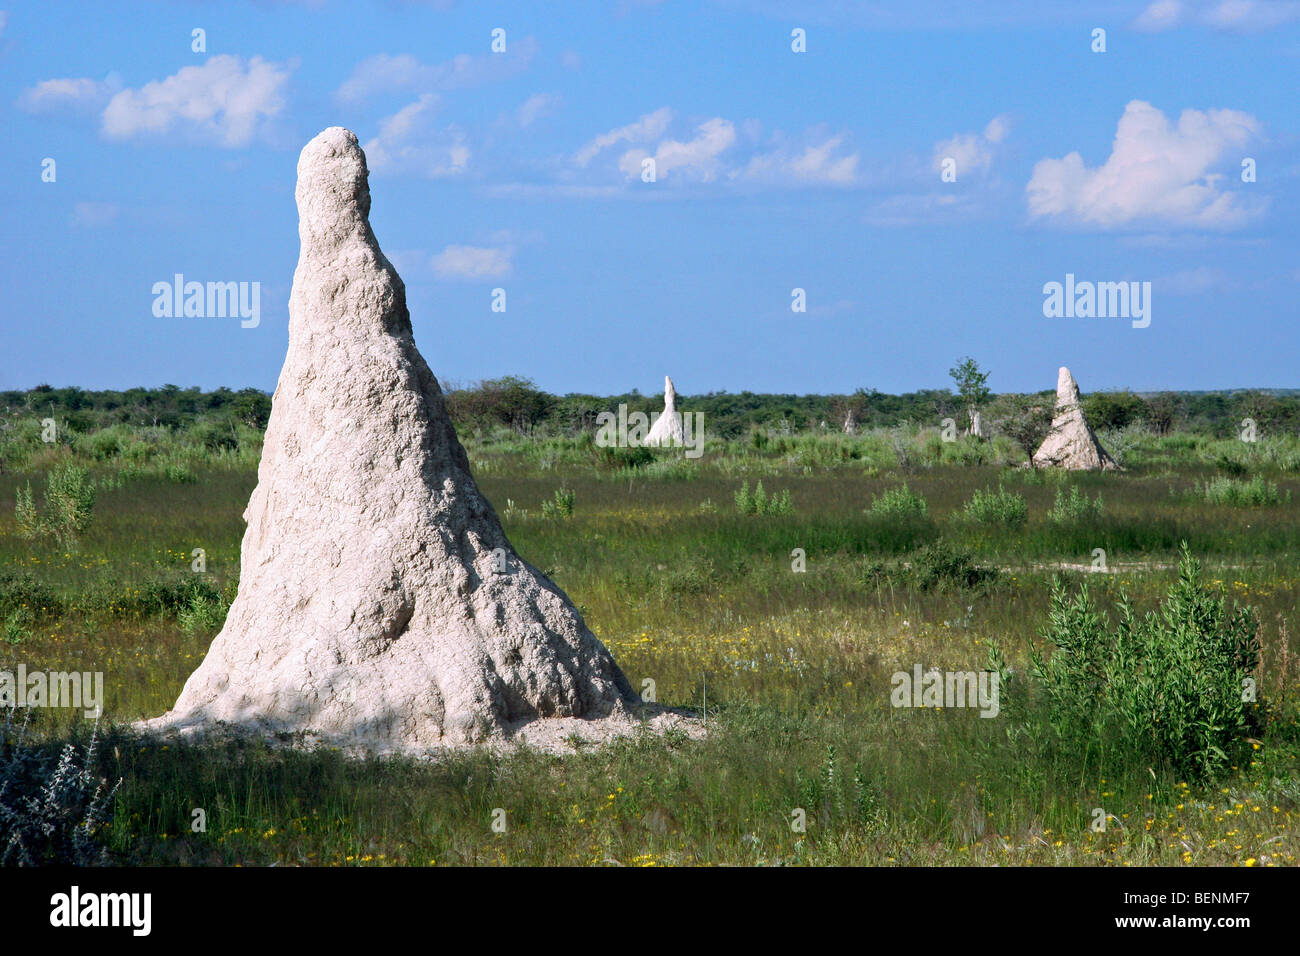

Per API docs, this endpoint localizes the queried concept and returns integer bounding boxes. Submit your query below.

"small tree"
[993,394,1054,467]
[948,357,991,437]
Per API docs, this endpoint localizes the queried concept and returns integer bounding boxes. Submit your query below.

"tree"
[994,394,1054,468]
[948,357,991,436]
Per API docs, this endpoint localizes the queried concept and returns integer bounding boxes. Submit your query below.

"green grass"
[3,436,1300,866]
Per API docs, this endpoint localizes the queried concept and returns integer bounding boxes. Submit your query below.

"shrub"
[541,487,576,519]
[907,540,997,592]
[14,464,96,547]
[592,444,654,471]
[14,483,39,539]
[0,714,120,865]
[867,484,928,520]
[178,591,228,636]
[1048,485,1105,524]
[0,570,62,620]
[961,484,1027,528]
[1029,545,1261,780]
[734,480,793,516]
[863,540,996,592]
[1199,475,1286,507]
[163,462,197,484]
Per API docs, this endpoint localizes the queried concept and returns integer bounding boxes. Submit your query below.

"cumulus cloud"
[97,56,291,146]
[364,93,469,178]
[335,38,538,103]
[736,134,859,185]
[573,109,860,189]
[617,117,736,182]
[1026,100,1264,229]
[1131,0,1300,31]
[432,244,512,280]
[17,74,122,113]
[932,114,1012,178]
[573,107,674,166]
[20,58,290,146]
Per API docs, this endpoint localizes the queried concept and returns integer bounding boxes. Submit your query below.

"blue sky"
[2,0,1298,396]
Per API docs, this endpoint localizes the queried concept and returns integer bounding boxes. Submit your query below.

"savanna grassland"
[3,398,1300,867]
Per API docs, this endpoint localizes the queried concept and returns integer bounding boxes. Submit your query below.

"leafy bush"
[1214,452,1249,477]
[592,444,655,471]
[1199,475,1286,507]
[14,483,39,539]
[867,483,928,519]
[1029,545,1261,780]
[130,574,224,618]
[14,464,96,547]
[0,714,120,865]
[961,484,1027,528]
[177,591,229,636]
[1048,485,1105,524]
[863,540,996,592]
[541,487,576,519]
[734,480,793,516]
[0,570,62,620]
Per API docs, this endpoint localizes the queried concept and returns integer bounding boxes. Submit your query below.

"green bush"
[961,484,1027,528]
[1199,475,1286,507]
[1029,545,1261,780]
[1048,485,1105,524]
[867,484,928,519]
[734,480,793,516]
[541,487,576,519]
[865,540,997,593]
[177,591,229,636]
[14,464,96,547]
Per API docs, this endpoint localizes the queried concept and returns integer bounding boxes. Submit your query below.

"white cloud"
[932,114,1012,178]
[514,92,559,128]
[100,56,292,146]
[573,107,674,166]
[1131,0,1300,31]
[432,244,512,280]
[17,74,122,113]
[70,202,119,228]
[1205,0,1300,29]
[574,110,860,190]
[618,117,736,182]
[737,134,859,185]
[335,38,539,103]
[1026,100,1264,229]
[1132,0,1186,30]
[0,11,9,39]
[364,94,469,178]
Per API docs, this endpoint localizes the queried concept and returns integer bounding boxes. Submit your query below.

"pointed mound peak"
[1056,366,1082,408]
[139,128,693,754]
[1032,366,1118,471]
[295,127,373,251]
[645,374,685,447]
